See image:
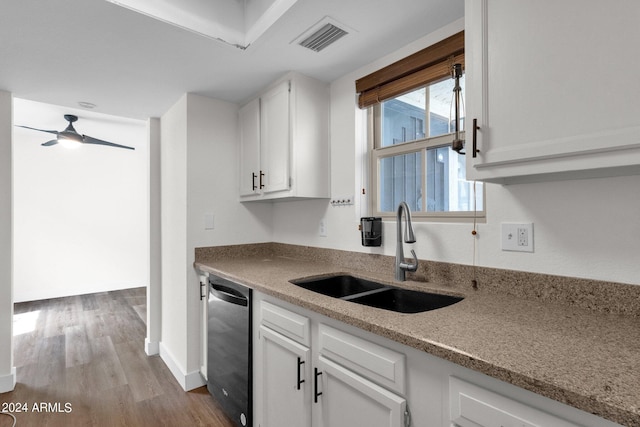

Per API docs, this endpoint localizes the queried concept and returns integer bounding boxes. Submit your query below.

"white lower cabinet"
[258,325,311,427]
[450,377,579,427]
[198,272,209,380]
[255,296,408,427]
[319,356,407,427]
[253,292,622,427]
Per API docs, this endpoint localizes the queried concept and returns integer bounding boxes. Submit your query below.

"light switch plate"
[501,223,533,252]
[204,213,215,230]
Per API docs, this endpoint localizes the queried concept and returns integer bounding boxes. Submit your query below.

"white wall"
[272,18,640,286]
[160,94,190,383]
[146,117,161,356]
[12,99,149,302]
[160,93,271,390]
[0,90,15,393]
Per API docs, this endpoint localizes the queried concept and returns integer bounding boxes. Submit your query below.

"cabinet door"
[450,377,579,427]
[199,274,208,379]
[317,356,407,427]
[465,0,640,183]
[239,98,261,196]
[258,325,311,427]
[260,80,291,193]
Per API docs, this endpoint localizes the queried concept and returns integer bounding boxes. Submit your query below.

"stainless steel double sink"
[290,274,463,314]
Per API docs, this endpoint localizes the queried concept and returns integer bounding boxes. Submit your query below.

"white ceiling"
[1,0,463,120]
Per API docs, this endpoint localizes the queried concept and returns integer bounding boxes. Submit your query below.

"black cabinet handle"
[200,279,206,301]
[472,118,480,158]
[314,368,322,403]
[297,357,305,390]
[252,173,257,191]
[259,170,265,189]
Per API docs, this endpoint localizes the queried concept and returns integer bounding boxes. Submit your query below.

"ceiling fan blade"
[41,139,59,146]
[83,135,135,150]
[16,125,59,135]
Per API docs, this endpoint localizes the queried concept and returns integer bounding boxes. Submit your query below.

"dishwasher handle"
[209,283,248,307]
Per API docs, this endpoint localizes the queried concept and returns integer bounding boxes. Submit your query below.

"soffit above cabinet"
[105,0,298,48]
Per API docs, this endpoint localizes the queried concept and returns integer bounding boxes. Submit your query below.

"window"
[356,31,484,221]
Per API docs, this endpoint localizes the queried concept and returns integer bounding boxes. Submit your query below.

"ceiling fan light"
[58,136,82,149]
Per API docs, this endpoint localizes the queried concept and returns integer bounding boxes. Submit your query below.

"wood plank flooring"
[1,288,235,427]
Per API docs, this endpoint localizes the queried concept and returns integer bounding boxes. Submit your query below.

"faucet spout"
[395,202,418,281]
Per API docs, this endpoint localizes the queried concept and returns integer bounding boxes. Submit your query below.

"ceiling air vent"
[298,22,348,52]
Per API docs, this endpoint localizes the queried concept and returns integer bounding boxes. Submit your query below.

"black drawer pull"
[472,118,480,158]
[199,280,206,300]
[297,357,305,390]
[314,368,322,403]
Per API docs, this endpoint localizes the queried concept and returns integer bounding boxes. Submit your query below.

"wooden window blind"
[355,31,464,109]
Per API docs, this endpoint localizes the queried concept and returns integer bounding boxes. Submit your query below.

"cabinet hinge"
[404,404,411,427]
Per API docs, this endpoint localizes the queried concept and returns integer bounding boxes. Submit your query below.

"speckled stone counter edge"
[195,242,640,317]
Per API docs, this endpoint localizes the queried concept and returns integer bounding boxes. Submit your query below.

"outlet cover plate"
[501,223,533,252]
[319,218,327,237]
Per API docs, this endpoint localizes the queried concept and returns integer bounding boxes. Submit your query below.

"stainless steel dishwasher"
[207,274,252,427]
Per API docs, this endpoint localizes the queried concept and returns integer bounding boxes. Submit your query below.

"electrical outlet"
[501,223,533,252]
[319,219,327,237]
[517,227,528,246]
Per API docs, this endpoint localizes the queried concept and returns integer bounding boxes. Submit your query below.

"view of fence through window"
[377,75,483,214]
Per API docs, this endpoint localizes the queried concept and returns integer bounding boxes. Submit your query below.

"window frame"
[368,103,486,222]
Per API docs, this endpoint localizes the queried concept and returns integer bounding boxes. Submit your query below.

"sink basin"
[290,274,463,313]
[290,275,386,298]
[347,288,463,314]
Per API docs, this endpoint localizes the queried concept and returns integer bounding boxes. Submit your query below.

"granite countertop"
[195,244,640,427]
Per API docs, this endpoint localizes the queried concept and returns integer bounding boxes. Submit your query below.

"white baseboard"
[159,342,205,391]
[145,338,159,356]
[0,367,16,393]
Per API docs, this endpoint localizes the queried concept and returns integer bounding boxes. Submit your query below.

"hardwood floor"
[1,288,235,427]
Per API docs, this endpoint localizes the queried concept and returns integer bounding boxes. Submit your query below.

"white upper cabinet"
[260,81,291,194]
[465,0,640,183]
[238,72,330,200]
[238,98,261,196]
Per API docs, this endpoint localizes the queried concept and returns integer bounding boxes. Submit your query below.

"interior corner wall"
[12,99,149,302]
[160,92,272,390]
[160,94,189,378]
[0,90,15,392]
[146,117,161,356]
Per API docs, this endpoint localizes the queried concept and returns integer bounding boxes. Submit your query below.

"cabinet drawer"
[318,324,405,395]
[260,301,310,346]
[450,377,579,427]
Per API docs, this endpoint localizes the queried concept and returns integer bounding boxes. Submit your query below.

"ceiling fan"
[16,114,135,150]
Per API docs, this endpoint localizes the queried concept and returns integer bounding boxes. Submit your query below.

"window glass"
[371,72,483,219]
[380,89,426,147]
[425,146,482,212]
[429,76,465,137]
[379,75,465,147]
[379,152,423,213]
